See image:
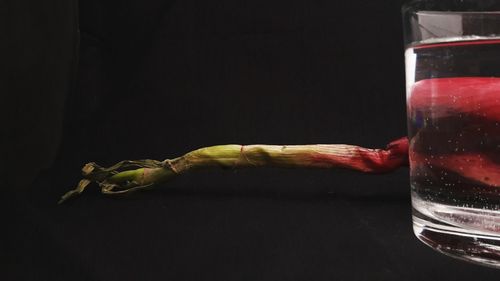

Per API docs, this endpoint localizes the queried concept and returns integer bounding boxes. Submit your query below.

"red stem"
[307,137,410,173]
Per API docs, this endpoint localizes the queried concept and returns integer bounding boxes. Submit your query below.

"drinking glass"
[403,0,500,267]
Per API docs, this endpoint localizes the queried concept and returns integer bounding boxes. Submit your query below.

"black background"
[4,0,500,280]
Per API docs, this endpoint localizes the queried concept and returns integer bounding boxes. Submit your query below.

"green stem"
[59,138,408,204]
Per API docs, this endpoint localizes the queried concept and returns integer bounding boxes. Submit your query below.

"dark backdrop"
[4,0,500,280]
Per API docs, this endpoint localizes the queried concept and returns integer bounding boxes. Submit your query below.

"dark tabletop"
[5,168,500,280]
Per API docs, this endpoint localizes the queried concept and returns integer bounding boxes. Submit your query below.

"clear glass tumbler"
[403,0,500,267]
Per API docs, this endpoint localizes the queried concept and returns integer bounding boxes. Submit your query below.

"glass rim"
[401,0,500,14]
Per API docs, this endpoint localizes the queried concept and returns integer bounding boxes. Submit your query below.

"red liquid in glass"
[408,39,500,209]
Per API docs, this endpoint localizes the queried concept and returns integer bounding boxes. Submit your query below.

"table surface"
[5,166,500,281]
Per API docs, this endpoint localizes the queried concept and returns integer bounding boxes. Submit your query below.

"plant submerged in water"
[59,138,410,203]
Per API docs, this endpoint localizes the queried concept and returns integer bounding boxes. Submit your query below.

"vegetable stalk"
[59,137,409,203]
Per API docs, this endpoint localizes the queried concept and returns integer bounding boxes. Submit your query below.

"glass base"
[412,194,500,268]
